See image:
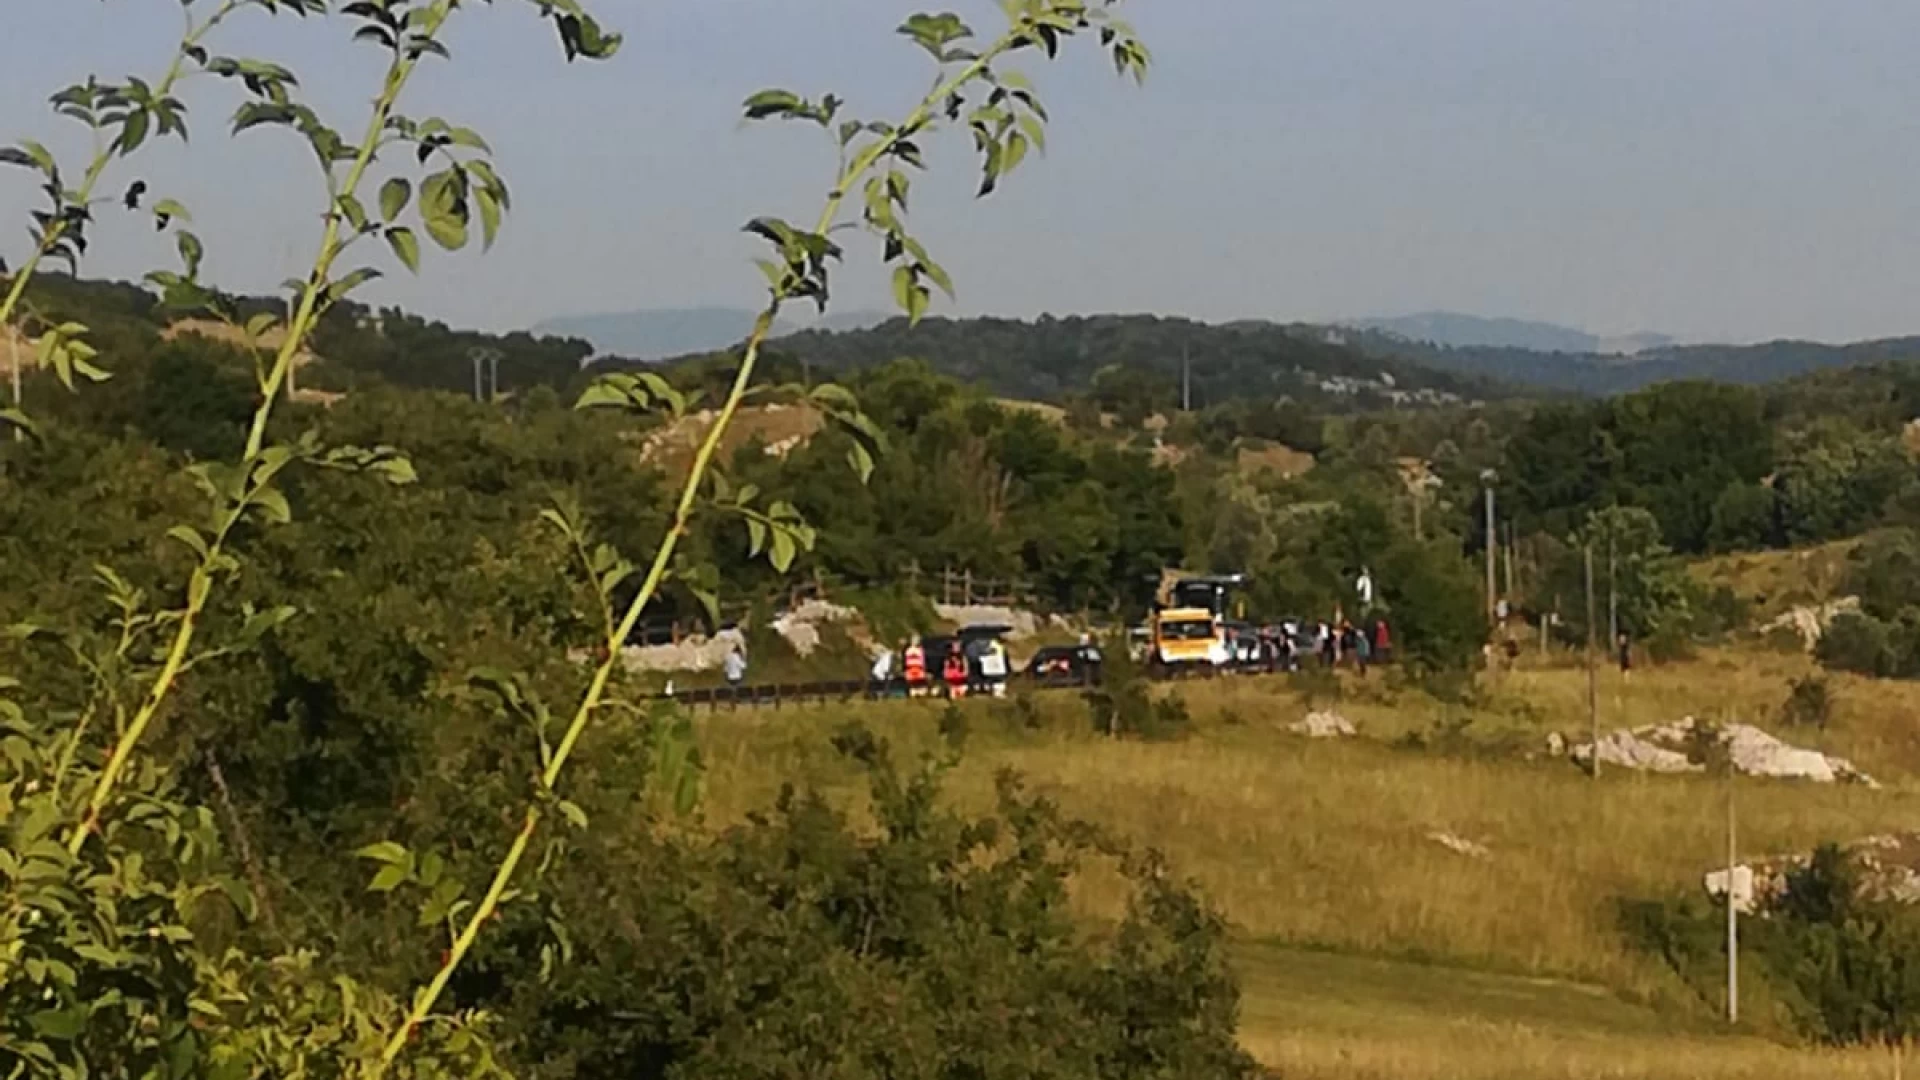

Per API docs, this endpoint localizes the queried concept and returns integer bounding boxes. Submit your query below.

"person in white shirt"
[722,645,747,695]
[869,646,894,698]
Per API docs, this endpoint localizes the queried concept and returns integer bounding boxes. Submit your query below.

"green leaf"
[0,408,39,442]
[354,841,409,865]
[251,487,292,525]
[769,528,797,574]
[28,1007,87,1040]
[690,585,720,628]
[474,185,502,250]
[16,140,56,176]
[424,209,467,252]
[153,198,191,225]
[891,264,916,314]
[117,108,151,156]
[1003,130,1030,174]
[847,441,875,485]
[385,226,421,274]
[326,266,382,304]
[742,89,802,121]
[673,771,700,817]
[337,193,371,233]
[165,525,209,558]
[369,863,409,893]
[177,230,204,278]
[369,454,418,486]
[558,800,588,829]
[379,177,410,222]
[447,126,491,152]
[573,381,630,411]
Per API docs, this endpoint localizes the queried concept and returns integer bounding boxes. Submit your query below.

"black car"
[1023,644,1102,686]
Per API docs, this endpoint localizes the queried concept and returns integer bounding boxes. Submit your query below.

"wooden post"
[1607,532,1618,646]
[964,569,974,606]
[1585,546,1599,779]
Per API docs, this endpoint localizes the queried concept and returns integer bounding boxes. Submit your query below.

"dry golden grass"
[1237,943,1897,1079]
[682,647,1920,1075]
[994,397,1067,425]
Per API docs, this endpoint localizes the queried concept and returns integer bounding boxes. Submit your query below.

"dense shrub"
[1781,674,1835,730]
[1819,613,1899,678]
[1627,845,1920,1047]
[481,728,1255,1079]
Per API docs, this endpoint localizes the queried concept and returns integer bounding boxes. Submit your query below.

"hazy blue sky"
[6,1,1920,343]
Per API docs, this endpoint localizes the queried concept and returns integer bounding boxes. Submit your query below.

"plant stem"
[65,5,450,853]
[377,27,1025,1067]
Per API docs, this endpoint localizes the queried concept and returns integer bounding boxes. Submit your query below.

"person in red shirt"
[942,647,968,699]
[1373,619,1392,665]
[903,636,928,697]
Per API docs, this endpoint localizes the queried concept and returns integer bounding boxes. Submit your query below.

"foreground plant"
[2,0,618,1073]
[3,1,1156,1074]
[367,0,1150,1064]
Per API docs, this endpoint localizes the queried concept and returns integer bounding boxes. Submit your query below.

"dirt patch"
[1237,441,1315,480]
[641,403,825,472]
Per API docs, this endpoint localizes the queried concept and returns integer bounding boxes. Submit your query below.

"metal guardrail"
[644,659,1319,711]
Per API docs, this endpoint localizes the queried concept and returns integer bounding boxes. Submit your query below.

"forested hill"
[1345,327,1920,397]
[751,314,1506,411]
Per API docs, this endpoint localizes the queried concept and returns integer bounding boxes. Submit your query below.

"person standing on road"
[904,636,927,697]
[981,637,1009,698]
[943,646,969,699]
[723,643,748,701]
[1339,621,1366,675]
[869,645,895,699]
[1077,632,1103,687]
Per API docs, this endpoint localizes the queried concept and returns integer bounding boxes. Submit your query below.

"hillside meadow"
[681,644,1920,1077]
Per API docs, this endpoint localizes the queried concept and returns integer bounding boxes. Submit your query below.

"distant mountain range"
[532,306,892,361]
[1356,333,1920,397]
[1345,311,1674,355]
[539,303,1920,402]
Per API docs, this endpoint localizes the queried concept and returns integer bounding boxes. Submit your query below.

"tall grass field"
[687,644,1919,1077]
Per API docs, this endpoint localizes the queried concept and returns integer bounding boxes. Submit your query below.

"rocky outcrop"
[1570,717,1877,786]
[1288,711,1357,738]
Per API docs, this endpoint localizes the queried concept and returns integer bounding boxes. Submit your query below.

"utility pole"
[1503,520,1516,605]
[1181,344,1191,413]
[1726,768,1739,1025]
[469,346,502,403]
[1482,471,1498,627]
[1585,544,1599,779]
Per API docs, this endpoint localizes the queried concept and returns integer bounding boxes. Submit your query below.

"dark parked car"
[1023,644,1102,687]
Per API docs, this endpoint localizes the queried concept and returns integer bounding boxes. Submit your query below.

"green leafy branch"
[0,0,300,419]
[371,0,1148,1064]
[55,0,615,861]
